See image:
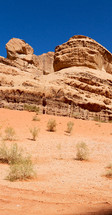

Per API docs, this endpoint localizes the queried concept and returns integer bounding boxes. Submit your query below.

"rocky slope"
[0,36,112,122]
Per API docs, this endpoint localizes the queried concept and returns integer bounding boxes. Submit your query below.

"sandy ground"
[0,108,112,215]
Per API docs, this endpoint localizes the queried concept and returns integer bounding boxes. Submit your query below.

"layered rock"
[52,35,112,121]
[0,35,112,122]
[54,35,112,74]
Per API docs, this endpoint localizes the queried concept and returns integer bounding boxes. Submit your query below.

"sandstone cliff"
[0,36,112,122]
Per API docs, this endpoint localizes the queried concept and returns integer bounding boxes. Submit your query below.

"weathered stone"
[0,35,112,122]
[5,38,54,75]
[36,52,54,75]
[53,35,112,74]
[6,38,34,59]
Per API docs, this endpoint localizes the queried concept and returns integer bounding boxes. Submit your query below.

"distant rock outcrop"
[54,35,112,74]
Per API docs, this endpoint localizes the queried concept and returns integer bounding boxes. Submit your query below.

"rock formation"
[52,36,112,121]
[0,35,112,122]
[0,38,54,75]
[36,52,54,75]
[54,35,112,74]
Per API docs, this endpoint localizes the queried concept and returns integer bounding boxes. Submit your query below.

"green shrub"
[66,121,74,134]
[4,127,16,141]
[30,127,39,141]
[7,156,35,181]
[47,119,56,132]
[24,104,39,113]
[76,142,89,161]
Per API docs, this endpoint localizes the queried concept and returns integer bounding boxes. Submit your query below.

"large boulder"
[6,38,34,60]
[5,38,39,73]
[54,35,112,74]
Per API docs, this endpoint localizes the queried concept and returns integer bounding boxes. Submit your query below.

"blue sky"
[0,0,112,57]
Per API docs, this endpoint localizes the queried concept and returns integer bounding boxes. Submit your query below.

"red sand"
[0,108,112,215]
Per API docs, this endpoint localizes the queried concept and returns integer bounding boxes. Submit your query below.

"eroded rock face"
[3,38,54,75]
[4,38,38,74]
[54,35,112,74]
[36,52,54,75]
[6,38,34,59]
[0,35,112,122]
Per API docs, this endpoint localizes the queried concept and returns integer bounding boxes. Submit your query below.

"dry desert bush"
[32,114,40,121]
[106,163,112,169]
[0,143,23,164]
[0,142,10,164]
[4,126,16,141]
[105,163,112,179]
[30,127,39,141]
[105,169,112,178]
[47,119,56,132]
[66,121,74,134]
[24,104,39,113]
[0,142,36,181]
[7,156,35,181]
[76,142,89,161]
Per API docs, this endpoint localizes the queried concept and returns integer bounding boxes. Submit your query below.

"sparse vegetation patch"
[105,163,112,179]
[76,142,89,161]
[66,121,74,134]
[0,143,23,164]
[32,114,40,121]
[0,143,10,163]
[105,169,112,179]
[47,119,56,132]
[24,104,39,113]
[0,142,36,181]
[7,156,35,181]
[106,163,112,169]
[4,126,16,141]
[30,127,39,141]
